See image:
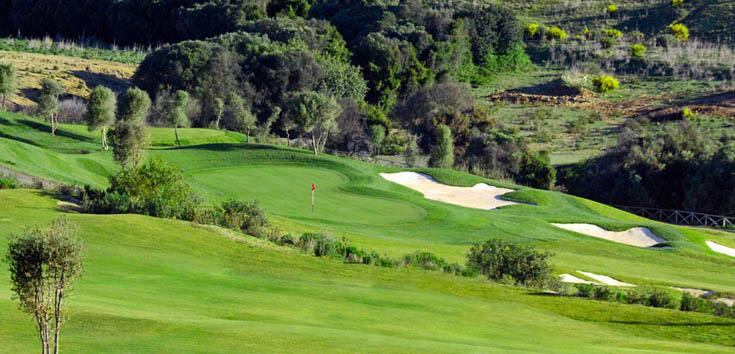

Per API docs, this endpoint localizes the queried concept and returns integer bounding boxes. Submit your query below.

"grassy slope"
[0,50,135,106]
[1,113,735,295]
[1,189,734,353]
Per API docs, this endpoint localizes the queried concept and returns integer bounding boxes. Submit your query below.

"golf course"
[2,111,735,352]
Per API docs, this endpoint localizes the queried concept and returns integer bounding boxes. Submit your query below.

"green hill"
[2,111,735,351]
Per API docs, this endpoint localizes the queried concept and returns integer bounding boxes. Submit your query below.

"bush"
[630,44,647,58]
[575,283,595,297]
[649,289,679,309]
[681,107,696,120]
[592,286,615,301]
[467,239,553,287]
[0,176,18,189]
[669,23,689,41]
[592,75,620,93]
[606,4,618,14]
[525,23,541,39]
[680,293,711,312]
[88,159,196,218]
[220,200,269,237]
[671,0,684,7]
[546,26,568,41]
[402,251,447,271]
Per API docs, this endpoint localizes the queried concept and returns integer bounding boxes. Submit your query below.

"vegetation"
[5,218,84,354]
[84,86,116,150]
[37,79,63,136]
[670,23,690,41]
[0,63,16,110]
[467,239,552,287]
[592,75,620,93]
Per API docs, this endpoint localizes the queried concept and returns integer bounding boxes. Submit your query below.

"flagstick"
[311,189,315,212]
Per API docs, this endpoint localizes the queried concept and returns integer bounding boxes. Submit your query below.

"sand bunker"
[672,287,714,297]
[705,241,735,257]
[552,223,665,247]
[379,172,518,210]
[576,271,635,287]
[559,274,598,284]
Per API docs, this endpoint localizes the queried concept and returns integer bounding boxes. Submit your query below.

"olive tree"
[109,88,150,169]
[169,91,190,145]
[0,63,17,110]
[224,94,256,143]
[84,86,116,150]
[285,91,342,155]
[5,218,84,354]
[37,79,63,136]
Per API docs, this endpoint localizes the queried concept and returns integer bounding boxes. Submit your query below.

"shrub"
[592,286,615,301]
[680,293,711,312]
[402,251,447,271]
[671,0,684,7]
[546,26,568,41]
[630,44,647,58]
[467,239,553,287]
[0,176,18,189]
[89,159,196,218]
[606,4,618,15]
[525,23,541,38]
[669,23,689,41]
[649,289,679,309]
[681,107,696,120]
[625,288,651,305]
[575,283,595,297]
[592,75,620,93]
[604,29,623,39]
[220,200,269,236]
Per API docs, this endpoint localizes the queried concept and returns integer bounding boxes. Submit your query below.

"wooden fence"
[614,205,735,229]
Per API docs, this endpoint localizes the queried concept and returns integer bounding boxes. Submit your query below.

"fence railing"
[614,205,735,229]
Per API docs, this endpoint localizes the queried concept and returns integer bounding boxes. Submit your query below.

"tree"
[5,218,84,354]
[285,91,342,155]
[224,94,256,143]
[404,133,420,167]
[84,86,116,150]
[37,79,63,136]
[171,91,190,146]
[213,98,225,129]
[110,88,151,169]
[369,124,385,156]
[429,124,454,168]
[0,63,17,110]
[117,87,151,124]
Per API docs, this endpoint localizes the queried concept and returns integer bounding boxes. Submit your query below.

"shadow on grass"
[16,119,92,142]
[71,71,131,93]
[610,320,735,327]
[0,130,40,146]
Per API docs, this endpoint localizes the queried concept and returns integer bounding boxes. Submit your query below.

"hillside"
[2,190,734,352]
[2,112,735,294]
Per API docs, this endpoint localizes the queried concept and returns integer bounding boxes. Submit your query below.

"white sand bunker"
[552,223,665,248]
[705,241,735,257]
[379,172,518,210]
[559,274,598,284]
[577,271,636,287]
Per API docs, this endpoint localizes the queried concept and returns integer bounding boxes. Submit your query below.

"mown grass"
[1,189,734,352]
[1,112,735,296]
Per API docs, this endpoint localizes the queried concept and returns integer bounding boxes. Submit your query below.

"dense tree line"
[560,120,735,216]
[0,0,268,45]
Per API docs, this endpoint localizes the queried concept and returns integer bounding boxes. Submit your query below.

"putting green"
[190,165,426,226]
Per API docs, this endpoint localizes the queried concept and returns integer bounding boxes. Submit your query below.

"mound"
[552,223,665,247]
[706,241,735,257]
[379,172,518,210]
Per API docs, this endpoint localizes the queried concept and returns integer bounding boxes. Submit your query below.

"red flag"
[311,183,316,191]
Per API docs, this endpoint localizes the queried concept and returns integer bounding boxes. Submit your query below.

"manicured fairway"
[2,114,735,293]
[190,165,426,226]
[1,190,734,353]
